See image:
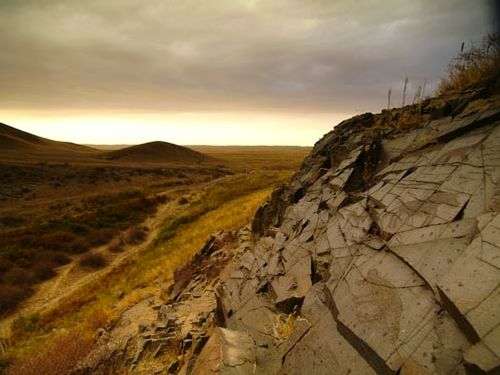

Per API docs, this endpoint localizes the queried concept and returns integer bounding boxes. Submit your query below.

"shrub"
[2,267,35,286]
[438,34,500,95]
[0,215,25,228]
[79,253,107,269]
[0,257,14,273]
[11,314,40,335]
[36,231,78,249]
[88,228,115,247]
[31,261,57,281]
[34,231,91,254]
[178,197,189,205]
[0,284,30,313]
[154,194,169,204]
[108,237,125,253]
[123,226,148,245]
[1,248,37,268]
[43,251,71,266]
[0,357,9,372]
[66,237,91,254]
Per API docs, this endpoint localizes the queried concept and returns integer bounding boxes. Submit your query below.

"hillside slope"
[104,141,212,164]
[78,87,500,375]
[0,124,215,166]
[0,122,98,156]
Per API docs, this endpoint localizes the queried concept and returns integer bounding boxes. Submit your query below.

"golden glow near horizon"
[0,1,494,145]
[0,110,351,146]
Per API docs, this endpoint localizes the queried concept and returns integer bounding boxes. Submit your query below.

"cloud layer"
[0,0,495,115]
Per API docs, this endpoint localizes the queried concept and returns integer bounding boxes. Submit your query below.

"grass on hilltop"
[438,34,500,95]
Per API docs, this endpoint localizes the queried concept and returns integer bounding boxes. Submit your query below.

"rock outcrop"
[78,87,500,374]
[213,89,500,374]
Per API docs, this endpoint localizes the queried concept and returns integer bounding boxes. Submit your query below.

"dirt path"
[0,189,185,337]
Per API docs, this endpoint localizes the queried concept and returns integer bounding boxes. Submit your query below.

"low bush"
[0,188,167,312]
[108,237,125,253]
[0,215,25,228]
[178,196,189,205]
[43,251,71,266]
[32,261,57,281]
[154,194,169,204]
[87,228,115,247]
[0,257,14,273]
[0,357,9,372]
[124,226,148,245]
[83,189,142,208]
[2,267,35,286]
[79,254,107,269]
[0,284,30,314]
[35,231,79,251]
[11,314,40,335]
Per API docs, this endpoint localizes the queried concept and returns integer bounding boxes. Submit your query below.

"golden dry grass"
[273,313,298,341]
[191,145,310,172]
[6,330,93,375]
[438,34,500,95]
[2,185,274,370]
[0,146,308,371]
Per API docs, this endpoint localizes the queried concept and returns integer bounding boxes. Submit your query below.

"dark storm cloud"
[0,0,495,113]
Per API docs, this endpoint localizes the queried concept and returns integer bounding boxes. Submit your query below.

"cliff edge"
[78,85,500,374]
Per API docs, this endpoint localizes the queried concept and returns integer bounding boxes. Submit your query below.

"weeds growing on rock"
[438,34,500,95]
[273,313,297,340]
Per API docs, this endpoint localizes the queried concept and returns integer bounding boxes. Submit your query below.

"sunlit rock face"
[212,89,500,375]
[76,88,500,375]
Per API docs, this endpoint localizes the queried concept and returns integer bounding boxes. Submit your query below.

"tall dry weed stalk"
[401,76,409,106]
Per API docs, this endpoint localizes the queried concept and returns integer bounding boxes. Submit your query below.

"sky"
[0,0,496,146]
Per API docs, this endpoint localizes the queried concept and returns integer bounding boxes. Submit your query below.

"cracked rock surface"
[209,90,500,374]
[77,88,500,374]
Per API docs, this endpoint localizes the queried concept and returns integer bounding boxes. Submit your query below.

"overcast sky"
[0,0,496,145]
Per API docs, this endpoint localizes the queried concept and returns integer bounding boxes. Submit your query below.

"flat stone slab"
[387,219,477,292]
[438,214,500,351]
[328,249,447,373]
[280,284,376,375]
[191,97,500,375]
[191,328,256,375]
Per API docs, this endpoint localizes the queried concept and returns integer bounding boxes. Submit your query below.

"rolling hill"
[103,141,213,164]
[0,123,214,166]
[0,122,98,157]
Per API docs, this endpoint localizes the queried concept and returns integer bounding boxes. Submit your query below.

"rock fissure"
[77,88,500,374]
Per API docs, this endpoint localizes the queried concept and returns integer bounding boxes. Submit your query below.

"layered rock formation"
[78,87,500,374]
[210,89,500,375]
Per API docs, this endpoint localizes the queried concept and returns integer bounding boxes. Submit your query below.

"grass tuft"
[438,34,500,95]
[273,313,297,340]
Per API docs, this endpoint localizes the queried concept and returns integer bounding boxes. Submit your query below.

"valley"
[1,3,497,372]
[0,124,309,373]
